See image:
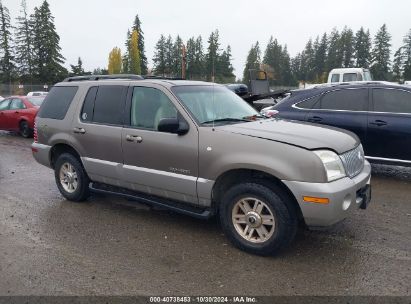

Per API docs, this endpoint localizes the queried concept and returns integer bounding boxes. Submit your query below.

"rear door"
[121,85,199,205]
[0,99,11,129]
[306,88,369,148]
[75,85,128,182]
[367,87,411,162]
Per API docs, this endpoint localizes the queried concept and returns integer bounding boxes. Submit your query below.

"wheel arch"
[49,143,82,169]
[211,168,305,224]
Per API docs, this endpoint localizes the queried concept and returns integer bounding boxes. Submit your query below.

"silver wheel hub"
[59,162,78,194]
[232,197,275,243]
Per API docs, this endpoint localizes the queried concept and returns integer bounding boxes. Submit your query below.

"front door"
[121,85,199,205]
[0,99,11,129]
[366,88,411,162]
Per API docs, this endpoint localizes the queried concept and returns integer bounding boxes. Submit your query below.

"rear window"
[315,89,368,111]
[37,86,78,120]
[343,73,358,82]
[82,86,127,125]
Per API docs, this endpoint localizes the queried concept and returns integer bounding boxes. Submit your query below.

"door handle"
[73,127,86,134]
[15,111,19,114]
[369,120,387,127]
[126,134,143,143]
[308,116,323,123]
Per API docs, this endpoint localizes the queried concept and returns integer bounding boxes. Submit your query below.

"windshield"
[27,96,45,106]
[171,85,260,125]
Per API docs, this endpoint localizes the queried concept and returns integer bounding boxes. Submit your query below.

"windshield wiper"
[201,118,250,125]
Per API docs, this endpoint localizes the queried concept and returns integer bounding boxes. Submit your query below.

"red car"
[0,96,45,137]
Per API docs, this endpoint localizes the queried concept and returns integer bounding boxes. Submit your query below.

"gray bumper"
[31,142,52,168]
[282,161,371,227]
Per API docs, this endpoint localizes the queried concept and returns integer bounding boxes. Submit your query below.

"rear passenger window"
[38,87,78,120]
[296,95,320,109]
[373,89,411,114]
[315,89,368,111]
[92,86,127,125]
[343,73,357,82]
[0,99,10,110]
[80,87,98,122]
[330,74,340,83]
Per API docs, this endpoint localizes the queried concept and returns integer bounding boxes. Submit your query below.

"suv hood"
[219,119,359,154]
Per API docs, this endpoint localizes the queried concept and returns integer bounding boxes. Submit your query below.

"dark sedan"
[263,82,411,166]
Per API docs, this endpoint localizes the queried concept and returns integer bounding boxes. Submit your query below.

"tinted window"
[331,74,340,83]
[93,86,127,125]
[315,89,368,111]
[0,99,10,110]
[38,86,78,120]
[130,87,177,130]
[373,88,411,114]
[80,87,98,122]
[10,99,25,109]
[296,95,320,109]
[343,73,357,82]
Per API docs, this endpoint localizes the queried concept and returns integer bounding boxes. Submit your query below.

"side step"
[89,183,213,220]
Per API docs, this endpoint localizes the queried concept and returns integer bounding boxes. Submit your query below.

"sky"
[3,0,411,80]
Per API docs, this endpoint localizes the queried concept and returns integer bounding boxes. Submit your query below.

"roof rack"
[63,74,144,82]
[143,75,185,80]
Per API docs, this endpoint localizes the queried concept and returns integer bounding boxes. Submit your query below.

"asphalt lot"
[0,131,410,296]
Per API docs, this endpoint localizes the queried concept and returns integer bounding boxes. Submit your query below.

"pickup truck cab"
[328,68,373,83]
[32,75,371,255]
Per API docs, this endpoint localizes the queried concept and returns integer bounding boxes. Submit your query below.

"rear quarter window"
[37,86,78,120]
[295,95,321,109]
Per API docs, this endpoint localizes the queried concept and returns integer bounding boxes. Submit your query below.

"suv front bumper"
[282,161,371,227]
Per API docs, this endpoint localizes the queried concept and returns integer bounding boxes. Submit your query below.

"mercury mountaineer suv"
[32,75,371,255]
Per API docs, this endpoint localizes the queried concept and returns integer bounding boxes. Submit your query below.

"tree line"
[244,25,411,86]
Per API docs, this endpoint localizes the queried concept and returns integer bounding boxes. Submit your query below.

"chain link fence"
[0,84,51,97]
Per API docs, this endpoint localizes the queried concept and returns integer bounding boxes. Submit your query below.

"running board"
[89,183,213,220]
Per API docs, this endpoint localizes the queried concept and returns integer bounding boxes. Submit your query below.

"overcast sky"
[4,0,411,79]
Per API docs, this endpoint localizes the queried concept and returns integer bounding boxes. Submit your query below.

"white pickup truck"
[328,68,373,83]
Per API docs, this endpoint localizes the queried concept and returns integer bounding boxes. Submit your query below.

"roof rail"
[143,75,185,80]
[63,74,144,82]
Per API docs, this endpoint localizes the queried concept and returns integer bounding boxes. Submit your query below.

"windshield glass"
[171,85,260,125]
[27,96,45,106]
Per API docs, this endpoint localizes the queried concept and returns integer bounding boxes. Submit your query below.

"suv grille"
[340,145,365,178]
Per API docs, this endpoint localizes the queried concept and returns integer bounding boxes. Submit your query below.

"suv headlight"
[313,150,346,182]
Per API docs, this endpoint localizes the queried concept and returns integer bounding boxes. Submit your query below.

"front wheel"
[54,153,90,202]
[219,182,298,256]
[19,120,31,138]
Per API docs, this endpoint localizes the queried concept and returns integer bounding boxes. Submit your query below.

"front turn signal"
[303,196,330,204]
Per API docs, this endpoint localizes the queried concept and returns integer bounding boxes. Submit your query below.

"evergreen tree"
[340,27,355,68]
[0,0,15,83]
[302,38,315,81]
[280,45,295,86]
[263,36,283,85]
[164,35,174,77]
[131,15,147,75]
[15,0,33,81]
[313,33,328,82]
[122,29,131,74]
[172,35,183,78]
[129,30,141,74]
[402,29,411,80]
[153,35,167,76]
[206,30,221,82]
[108,47,122,74]
[217,45,235,83]
[355,27,372,68]
[194,36,205,79]
[371,24,392,80]
[70,57,85,76]
[31,1,67,84]
[243,42,261,84]
[327,28,343,70]
[392,48,404,83]
[186,37,196,79]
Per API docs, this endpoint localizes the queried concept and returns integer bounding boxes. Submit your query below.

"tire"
[19,120,32,138]
[54,153,90,202]
[219,182,298,256]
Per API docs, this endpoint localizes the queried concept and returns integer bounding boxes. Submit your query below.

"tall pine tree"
[355,27,372,68]
[243,42,261,84]
[15,0,33,82]
[153,35,167,76]
[371,24,392,80]
[402,29,411,80]
[0,0,15,83]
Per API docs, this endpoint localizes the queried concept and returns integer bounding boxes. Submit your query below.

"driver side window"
[130,87,178,131]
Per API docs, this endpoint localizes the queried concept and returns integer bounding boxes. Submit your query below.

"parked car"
[263,82,411,166]
[27,91,48,97]
[0,96,45,137]
[225,83,249,96]
[32,76,371,255]
[328,68,373,83]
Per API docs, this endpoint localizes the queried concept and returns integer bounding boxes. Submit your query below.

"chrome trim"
[365,156,411,164]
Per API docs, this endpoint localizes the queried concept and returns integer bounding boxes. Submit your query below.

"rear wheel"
[19,120,31,138]
[54,153,90,202]
[219,182,298,256]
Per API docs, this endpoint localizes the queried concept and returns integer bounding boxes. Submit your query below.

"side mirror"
[158,118,189,135]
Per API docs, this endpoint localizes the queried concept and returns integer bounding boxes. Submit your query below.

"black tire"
[19,120,31,138]
[54,153,90,202]
[219,182,298,256]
